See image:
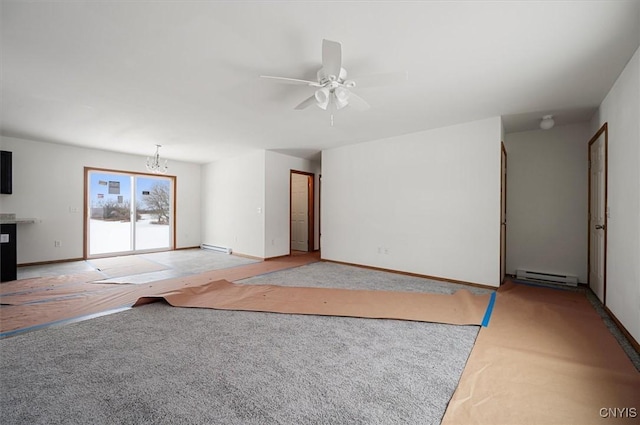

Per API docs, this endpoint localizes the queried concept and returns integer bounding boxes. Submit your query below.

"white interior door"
[589,129,607,303]
[291,173,309,252]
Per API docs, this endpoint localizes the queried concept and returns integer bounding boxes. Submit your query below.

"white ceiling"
[1,1,639,164]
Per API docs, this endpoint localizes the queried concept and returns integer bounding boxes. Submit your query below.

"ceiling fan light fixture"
[315,88,330,110]
[334,87,350,102]
[261,39,405,115]
[315,88,330,103]
[334,92,349,110]
[540,114,555,130]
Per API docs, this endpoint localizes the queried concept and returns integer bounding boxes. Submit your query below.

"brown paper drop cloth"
[441,281,640,425]
[134,280,492,326]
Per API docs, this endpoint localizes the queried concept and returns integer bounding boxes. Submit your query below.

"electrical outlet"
[68,207,79,213]
[54,240,61,247]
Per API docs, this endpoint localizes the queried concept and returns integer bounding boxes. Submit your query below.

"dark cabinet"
[0,150,12,194]
[1,223,17,282]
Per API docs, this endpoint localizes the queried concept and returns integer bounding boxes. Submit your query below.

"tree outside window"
[143,182,170,225]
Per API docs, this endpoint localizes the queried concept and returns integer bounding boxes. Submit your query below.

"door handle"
[595,224,605,230]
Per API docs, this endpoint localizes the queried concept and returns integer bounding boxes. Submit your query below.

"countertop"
[0,218,38,224]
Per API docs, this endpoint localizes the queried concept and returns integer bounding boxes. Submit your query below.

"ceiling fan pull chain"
[330,113,334,127]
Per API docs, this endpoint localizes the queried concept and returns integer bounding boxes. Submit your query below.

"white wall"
[264,151,319,258]
[0,136,202,264]
[504,123,590,282]
[201,149,320,259]
[201,150,266,258]
[591,46,640,343]
[321,117,503,287]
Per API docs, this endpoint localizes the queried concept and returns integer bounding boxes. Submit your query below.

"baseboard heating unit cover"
[515,269,578,286]
[201,244,232,254]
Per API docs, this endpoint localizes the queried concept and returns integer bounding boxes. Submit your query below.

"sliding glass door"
[86,168,174,258]
[135,176,172,250]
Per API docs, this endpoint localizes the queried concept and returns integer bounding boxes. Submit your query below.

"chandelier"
[146,144,168,174]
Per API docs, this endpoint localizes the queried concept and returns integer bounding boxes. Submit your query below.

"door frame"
[289,170,315,254]
[587,123,608,304]
[500,142,507,284]
[319,174,322,251]
[83,167,177,259]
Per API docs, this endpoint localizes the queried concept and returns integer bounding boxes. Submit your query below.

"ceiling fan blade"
[294,95,317,110]
[346,92,370,111]
[354,71,408,89]
[260,75,322,87]
[322,39,342,79]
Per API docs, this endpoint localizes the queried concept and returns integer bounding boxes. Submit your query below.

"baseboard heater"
[201,243,232,254]
[515,269,578,287]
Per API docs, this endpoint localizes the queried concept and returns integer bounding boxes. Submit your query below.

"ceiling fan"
[261,39,407,113]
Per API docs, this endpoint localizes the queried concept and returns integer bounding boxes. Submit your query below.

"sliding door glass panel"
[88,172,133,256]
[135,176,171,251]
[87,170,174,258]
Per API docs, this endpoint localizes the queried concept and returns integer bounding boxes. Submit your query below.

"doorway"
[290,170,314,253]
[84,168,175,258]
[588,123,608,304]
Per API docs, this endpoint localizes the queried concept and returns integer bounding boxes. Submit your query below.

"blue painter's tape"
[481,292,497,327]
